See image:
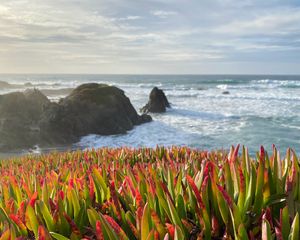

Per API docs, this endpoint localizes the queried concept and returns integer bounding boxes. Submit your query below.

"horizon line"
[1,73,300,76]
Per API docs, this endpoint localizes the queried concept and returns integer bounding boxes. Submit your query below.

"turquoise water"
[1,74,300,154]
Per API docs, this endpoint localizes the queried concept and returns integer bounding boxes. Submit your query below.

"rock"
[0,89,50,150]
[39,83,152,145]
[141,87,170,113]
[0,83,152,151]
[40,88,73,97]
[222,91,230,95]
[138,114,153,124]
[24,82,33,87]
[24,89,51,120]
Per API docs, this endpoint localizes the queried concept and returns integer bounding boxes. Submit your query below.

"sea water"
[1,74,300,154]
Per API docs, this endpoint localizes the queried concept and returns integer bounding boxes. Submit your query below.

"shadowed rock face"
[39,83,152,144]
[141,87,170,113]
[0,89,50,150]
[0,83,152,151]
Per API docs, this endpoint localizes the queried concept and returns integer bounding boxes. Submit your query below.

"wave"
[167,93,199,98]
[216,84,228,90]
[0,80,63,89]
[200,93,300,102]
[137,82,162,88]
[213,79,300,91]
[77,121,197,149]
[251,79,300,88]
[165,108,239,121]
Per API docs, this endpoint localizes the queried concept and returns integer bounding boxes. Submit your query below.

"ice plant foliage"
[0,145,300,239]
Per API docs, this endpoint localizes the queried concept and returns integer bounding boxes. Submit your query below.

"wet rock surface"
[141,87,170,113]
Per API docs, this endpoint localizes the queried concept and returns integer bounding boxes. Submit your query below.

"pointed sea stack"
[141,87,170,113]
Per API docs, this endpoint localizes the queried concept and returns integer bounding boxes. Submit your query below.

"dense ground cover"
[0,145,299,239]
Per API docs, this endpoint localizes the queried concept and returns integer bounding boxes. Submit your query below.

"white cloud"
[156,50,223,61]
[123,15,142,20]
[0,0,299,73]
[151,10,178,18]
[215,8,300,36]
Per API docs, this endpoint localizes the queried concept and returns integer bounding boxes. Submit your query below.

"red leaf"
[38,225,51,240]
[166,224,175,239]
[95,220,104,240]
[217,184,233,208]
[230,144,240,163]
[29,191,38,207]
[186,175,204,209]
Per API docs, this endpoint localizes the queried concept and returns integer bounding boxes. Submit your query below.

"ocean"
[1,74,300,155]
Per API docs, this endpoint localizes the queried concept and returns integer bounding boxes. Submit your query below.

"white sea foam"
[216,84,228,90]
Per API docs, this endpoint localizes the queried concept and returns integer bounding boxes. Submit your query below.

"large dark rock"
[39,83,152,145]
[0,89,50,150]
[0,83,152,151]
[141,87,170,113]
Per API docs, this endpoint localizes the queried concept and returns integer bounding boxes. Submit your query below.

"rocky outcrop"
[40,83,152,144]
[141,87,170,113]
[0,83,152,151]
[0,89,50,150]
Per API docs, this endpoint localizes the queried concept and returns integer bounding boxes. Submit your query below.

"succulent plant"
[0,145,299,239]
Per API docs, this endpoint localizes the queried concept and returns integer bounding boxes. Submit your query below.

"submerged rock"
[141,87,170,113]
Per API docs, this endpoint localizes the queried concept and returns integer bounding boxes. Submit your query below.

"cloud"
[0,0,299,74]
[122,16,142,20]
[215,8,300,36]
[151,10,178,18]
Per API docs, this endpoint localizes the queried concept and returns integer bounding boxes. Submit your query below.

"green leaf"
[166,196,184,231]
[214,183,229,225]
[238,224,249,240]
[289,213,299,240]
[25,205,39,239]
[38,201,55,232]
[50,232,71,240]
[202,208,211,240]
[92,168,110,203]
[151,210,166,239]
[98,213,119,240]
[70,188,80,219]
[141,203,150,240]
[176,195,186,220]
[253,155,264,217]
[281,206,290,240]
[87,208,101,229]
[174,225,185,240]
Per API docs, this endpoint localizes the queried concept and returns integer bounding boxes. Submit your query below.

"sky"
[0,0,300,74]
